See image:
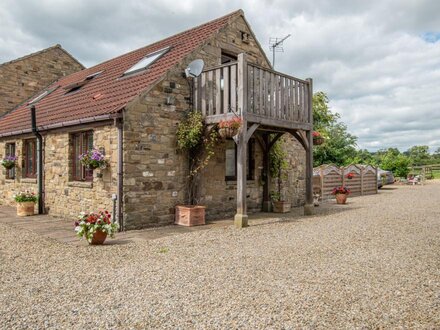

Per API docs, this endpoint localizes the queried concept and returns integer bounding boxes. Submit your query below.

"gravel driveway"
[1,182,439,329]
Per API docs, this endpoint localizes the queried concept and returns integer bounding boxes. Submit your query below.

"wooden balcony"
[193,53,314,227]
[193,54,312,132]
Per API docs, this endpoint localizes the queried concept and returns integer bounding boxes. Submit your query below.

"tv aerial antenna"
[269,34,291,68]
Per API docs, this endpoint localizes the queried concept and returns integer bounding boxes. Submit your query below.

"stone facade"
[122,15,306,229]
[0,123,118,218]
[0,45,83,117]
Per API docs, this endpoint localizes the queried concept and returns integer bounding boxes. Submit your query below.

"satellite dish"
[185,59,204,78]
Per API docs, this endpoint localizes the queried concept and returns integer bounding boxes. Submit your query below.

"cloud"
[1,0,439,152]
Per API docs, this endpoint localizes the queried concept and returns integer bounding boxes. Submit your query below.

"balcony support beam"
[304,78,314,216]
[234,53,249,228]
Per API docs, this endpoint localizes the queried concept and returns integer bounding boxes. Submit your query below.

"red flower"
[332,186,350,195]
[312,131,321,138]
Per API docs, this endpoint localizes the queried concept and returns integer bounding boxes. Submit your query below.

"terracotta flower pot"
[90,230,107,245]
[218,127,238,139]
[335,193,348,204]
[175,205,206,226]
[272,201,291,213]
[16,202,35,216]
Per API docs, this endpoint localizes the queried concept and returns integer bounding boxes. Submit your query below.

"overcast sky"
[1,0,439,152]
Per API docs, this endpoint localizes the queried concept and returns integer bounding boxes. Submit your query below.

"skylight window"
[28,86,58,105]
[29,91,49,105]
[123,47,170,76]
[64,71,103,94]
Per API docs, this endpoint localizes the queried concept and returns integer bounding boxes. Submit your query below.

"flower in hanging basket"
[331,186,350,195]
[218,117,242,139]
[1,155,17,169]
[74,210,119,244]
[312,131,325,145]
[346,173,354,180]
[79,149,108,170]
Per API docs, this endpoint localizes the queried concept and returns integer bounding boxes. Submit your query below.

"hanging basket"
[218,127,239,139]
[2,162,16,170]
[313,137,325,145]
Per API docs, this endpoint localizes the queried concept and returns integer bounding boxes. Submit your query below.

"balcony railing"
[193,54,312,131]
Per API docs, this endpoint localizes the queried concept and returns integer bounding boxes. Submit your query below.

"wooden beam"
[246,123,260,143]
[234,53,249,228]
[215,68,221,115]
[304,78,314,216]
[262,133,271,212]
[268,132,284,150]
[246,113,312,131]
[290,130,307,151]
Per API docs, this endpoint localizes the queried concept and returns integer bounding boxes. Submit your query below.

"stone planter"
[335,193,348,204]
[175,205,206,226]
[272,201,291,213]
[218,127,239,139]
[90,230,107,245]
[16,202,35,216]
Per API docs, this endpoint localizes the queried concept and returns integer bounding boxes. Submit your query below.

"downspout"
[116,116,124,231]
[30,105,44,214]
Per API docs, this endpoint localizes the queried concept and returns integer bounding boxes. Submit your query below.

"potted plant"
[313,131,325,145]
[79,149,108,170]
[332,186,350,204]
[175,110,217,226]
[346,173,354,180]
[14,191,38,216]
[218,117,242,139]
[1,155,17,169]
[270,191,291,213]
[74,210,119,245]
[270,138,291,213]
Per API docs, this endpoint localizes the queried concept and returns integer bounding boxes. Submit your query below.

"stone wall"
[0,45,83,117]
[122,15,306,229]
[0,124,118,218]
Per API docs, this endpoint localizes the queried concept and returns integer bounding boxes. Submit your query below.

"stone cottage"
[0,44,84,117]
[0,10,314,230]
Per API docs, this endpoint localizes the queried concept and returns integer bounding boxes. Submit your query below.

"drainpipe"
[30,105,44,214]
[116,117,124,231]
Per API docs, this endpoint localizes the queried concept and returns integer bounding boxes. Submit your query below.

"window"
[23,139,37,178]
[225,139,255,181]
[123,47,170,76]
[64,72,102,94]
[5,143,16,179]
[71,131,94,181]
[28,86,59,105]
[221,51,237,64]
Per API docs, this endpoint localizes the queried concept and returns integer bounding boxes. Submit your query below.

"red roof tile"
[0,10,242,136]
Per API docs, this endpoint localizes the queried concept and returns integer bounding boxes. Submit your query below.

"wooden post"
[304,78,314,215]
[360,167,364,196]
[262,133,271,212]
[234,53,249,228]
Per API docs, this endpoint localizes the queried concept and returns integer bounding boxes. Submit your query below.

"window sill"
[21,178,37,184]
[5,179,16,183]
[68,181,93,188]
[226,180,256,185]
